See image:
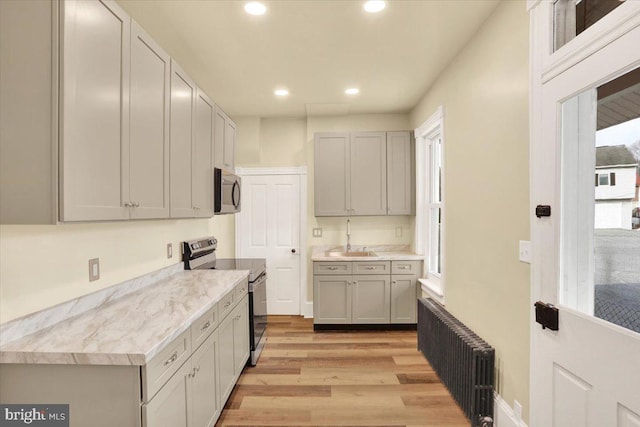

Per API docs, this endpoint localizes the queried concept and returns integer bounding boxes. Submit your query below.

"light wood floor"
[215,316,469,427]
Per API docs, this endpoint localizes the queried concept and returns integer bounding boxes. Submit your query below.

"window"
[598,173,609,186]
[415,106,445,303]
[554,0,625,51]
[595,172,617,186]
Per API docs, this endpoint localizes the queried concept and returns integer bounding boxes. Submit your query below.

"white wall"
[0,216,235,323]
[595,200,634,229]
[410,1,530,423]
[594,166,636,200]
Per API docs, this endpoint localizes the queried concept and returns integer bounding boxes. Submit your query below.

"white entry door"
[237,172,301,315]
[530,2,640,426]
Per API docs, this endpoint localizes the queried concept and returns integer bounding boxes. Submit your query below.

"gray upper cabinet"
[60,0,131,221]
[314,132,351,216]
[193,88,215,218]
[169,60,196,218]
[314,131,413,217]
[386,131,414,215]
[129,21,171,219]
[214,106,236,171]
[0,0,230,224]
[350,132,387,215]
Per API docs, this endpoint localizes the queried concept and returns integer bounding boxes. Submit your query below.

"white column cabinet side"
[60,0,131,221]
[350,132,387,216]
[214,106,236,171]
[129,21,170,219]
[313,132,351,216]
[170,60,197,218]
[193,89,215,217]
[386,131,414,215]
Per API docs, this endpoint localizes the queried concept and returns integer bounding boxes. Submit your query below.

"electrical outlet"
[519,240,531,263]
[88,258,100,282]
[513,400,523,422]
[167,243,173,259]
[313,228,323,238]
[395,227,402,237]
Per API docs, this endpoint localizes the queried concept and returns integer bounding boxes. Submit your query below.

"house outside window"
[415,106,445,303]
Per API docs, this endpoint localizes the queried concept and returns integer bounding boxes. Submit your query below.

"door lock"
[535,301,559,330]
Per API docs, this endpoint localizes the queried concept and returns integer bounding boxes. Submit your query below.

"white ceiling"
[118,0,500,118]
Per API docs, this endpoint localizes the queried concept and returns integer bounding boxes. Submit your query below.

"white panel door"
[530,5,640,426]
[238,173,301,315]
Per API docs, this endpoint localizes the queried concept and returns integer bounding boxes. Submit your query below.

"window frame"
[415,106,445,304]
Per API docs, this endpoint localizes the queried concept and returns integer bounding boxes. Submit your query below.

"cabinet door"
[60,0,130,221]
[314,132,351,216]
[169,60,196,218]
[143,360,190,427]
[390,275,418,324]
[129,21,170,219]
[352,275,391,324]
[313,275,352,323]
[233,295,250,374]
[190,331,220,427]
[386,131,414,215]
[213,106,226,170]
[193,88,214,217]
[217,311,236,404]
[350,132,387,216]
[223,118,236,170]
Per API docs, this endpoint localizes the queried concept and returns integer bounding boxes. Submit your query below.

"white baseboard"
[302,301,313,318]
[493,392,528,427]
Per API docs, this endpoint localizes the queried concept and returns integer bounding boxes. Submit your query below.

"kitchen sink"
[325,251,377,257]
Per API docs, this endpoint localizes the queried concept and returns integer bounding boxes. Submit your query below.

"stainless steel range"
[182,237,267,366]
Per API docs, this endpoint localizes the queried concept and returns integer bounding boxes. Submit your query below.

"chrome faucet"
[346,219,351,252]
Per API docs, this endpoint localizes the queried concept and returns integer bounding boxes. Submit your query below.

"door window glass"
[560,67,640,334]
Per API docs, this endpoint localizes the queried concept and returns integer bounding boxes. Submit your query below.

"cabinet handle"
[224,301,231,308]
[239,287,246,293]
[352,281,357,286]
[366,266,377,270]
[133,202,140,208]
[201,321,211,331]
[124,202,132,208]
[398,266,410,270]
[164,351,178,366]
[327,267,339,271]
[392,280,397,284]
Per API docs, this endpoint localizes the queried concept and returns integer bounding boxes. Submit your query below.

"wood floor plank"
[215,315,469,427]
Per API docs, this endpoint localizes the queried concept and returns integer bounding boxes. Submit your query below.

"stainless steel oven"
[182,237,267,366]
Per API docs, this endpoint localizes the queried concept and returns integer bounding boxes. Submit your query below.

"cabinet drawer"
[191,306,218,351]
[391,260,423,275]
[352,261,390,275]
[235,278,249,301]
[142,329,191,402]
[314,262,352,275]
[219,290,236,321]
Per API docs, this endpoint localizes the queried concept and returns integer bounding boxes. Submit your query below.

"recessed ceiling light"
[244,2,267,15]
[345,88,360,95]
[363,1,386,13]
[274,89,289,97]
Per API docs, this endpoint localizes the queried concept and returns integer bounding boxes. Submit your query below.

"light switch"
[313,228,323,238]
[89,258,100,282]
[167,243,173,259]
[519,240,531,263]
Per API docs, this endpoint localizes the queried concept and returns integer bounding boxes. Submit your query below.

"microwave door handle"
[232,181,240,208]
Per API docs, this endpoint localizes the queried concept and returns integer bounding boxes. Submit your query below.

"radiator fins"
[418,298,495,427]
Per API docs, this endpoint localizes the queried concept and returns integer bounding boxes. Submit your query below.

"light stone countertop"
[0,269,249,366]
[311,245,424,261]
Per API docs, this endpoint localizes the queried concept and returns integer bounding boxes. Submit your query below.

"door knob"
[291,249,296,253]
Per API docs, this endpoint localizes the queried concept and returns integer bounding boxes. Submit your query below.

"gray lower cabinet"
[0,281,249,427]
[313,260,421,325]
[218,294,249,405]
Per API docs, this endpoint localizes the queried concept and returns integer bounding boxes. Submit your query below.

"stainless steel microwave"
[214,168,241,214]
